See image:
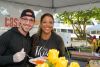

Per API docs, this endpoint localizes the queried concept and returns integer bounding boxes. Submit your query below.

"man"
[0,9,35,67]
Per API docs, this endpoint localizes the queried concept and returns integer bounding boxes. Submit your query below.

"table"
[70,51,100,60]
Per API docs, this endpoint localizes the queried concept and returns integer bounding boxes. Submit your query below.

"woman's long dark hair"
[32,13,54,45]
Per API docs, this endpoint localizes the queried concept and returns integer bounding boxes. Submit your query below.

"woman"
[30,13,65,58]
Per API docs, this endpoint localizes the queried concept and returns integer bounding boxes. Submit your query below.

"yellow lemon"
[69,62,80,67]
[48,49,59,64]
[55,57,68,67]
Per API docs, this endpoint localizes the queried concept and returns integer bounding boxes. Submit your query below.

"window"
[68,29,73,33]
[97,31,100,34]
[61,29,67,32]
[56,29,61,32]
[91,31,96,34]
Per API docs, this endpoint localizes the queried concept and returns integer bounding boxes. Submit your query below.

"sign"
[5,17,20,27]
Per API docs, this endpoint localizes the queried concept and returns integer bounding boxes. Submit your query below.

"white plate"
[29,57,46,64]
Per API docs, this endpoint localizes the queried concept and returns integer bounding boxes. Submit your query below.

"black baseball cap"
[20,9,35,19]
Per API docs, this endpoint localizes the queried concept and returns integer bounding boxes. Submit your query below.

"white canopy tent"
[0,0,100,13]
[0,0,100,26]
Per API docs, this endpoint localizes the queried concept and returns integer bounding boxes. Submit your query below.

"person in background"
[0,9,35,67]
[96,36,100,53]
[30,13,66,58]
[92,35,97,52]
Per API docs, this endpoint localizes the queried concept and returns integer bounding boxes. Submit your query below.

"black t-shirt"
[30,32,65,58]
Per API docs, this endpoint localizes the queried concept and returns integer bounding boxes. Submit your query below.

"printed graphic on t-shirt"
[35,46,48,57]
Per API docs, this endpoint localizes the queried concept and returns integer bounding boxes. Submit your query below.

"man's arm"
[0,34,13,65]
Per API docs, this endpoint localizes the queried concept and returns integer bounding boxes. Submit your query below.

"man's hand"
[13,48,26,63]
